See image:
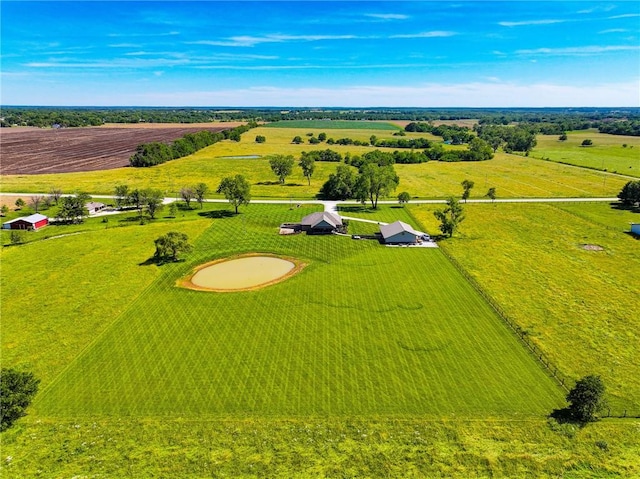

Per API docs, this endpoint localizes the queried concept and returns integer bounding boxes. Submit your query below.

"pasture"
[263,119,401,130]
[409,201,640,412]
[0,126,628,199]
[30,203,561,418]
[531,130,640,177]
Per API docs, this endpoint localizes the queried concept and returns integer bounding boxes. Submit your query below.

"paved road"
[0,192,620,206]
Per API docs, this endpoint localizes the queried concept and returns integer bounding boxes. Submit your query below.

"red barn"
[2,213,49,231]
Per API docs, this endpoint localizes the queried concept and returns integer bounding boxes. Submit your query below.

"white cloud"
[390,31,458,39]
[516,45,640,55]
[364,13,409,21]
[598,29,628,34]
[189,34,358,47]
[608,14,640,19]
[499,19,566,27]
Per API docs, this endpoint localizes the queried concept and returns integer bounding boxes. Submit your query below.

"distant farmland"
[0,124,235,175]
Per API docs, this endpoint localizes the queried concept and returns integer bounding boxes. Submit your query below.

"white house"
[631,223,640,236]
[86,202,106,215]
[380,221,421,244]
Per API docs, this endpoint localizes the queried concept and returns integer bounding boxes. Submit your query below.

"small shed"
[86,202,106,215]
[631,223,640,236]
[2,213,49,231]
[380,220,420,244]
[300,211,343,233]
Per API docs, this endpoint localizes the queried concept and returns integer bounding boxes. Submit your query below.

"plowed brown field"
[0,124,238,175]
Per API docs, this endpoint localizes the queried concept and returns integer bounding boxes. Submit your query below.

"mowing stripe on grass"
[35,204,563,418]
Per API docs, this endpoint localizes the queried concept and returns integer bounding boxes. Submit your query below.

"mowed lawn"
[0,127,628,199]
[32,204,562,418]
[0,219,212,385]
[410,202,640,411]
[531,130,640,177]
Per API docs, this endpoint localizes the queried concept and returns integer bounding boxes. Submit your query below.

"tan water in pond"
[191,256,295,290]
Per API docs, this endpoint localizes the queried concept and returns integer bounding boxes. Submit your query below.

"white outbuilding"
[380,220,421,244]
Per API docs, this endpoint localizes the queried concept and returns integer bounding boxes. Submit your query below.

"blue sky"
[1,1,639,106]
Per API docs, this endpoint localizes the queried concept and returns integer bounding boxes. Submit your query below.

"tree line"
[4,107,638,128]
[129,123,256,167]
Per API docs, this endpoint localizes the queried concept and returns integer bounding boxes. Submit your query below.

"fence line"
[437,243,572,392]
[437,244,640,419]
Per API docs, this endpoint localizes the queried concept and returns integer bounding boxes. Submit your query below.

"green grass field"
[28,204,561,418]
[409,202,640,412]
[531,130,640,177]
[0,127,628,199]
[2,416,638,478]
[263,120,401,130]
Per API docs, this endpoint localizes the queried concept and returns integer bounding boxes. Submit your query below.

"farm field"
[2,119,639,478]
[0,126,628,199]
[30,203,562,418]
[0,124,233,175]
[531,130,640,177]
[409,202,640,412]
[263,119,400,130]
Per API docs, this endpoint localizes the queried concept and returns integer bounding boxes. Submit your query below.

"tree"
[485,187,497,203]
[292,136,304,144]
[194,183,209,209]
[566,375,607,422]
[320,165,355,200]
[581,139,593,146]
[0,368,40,431]
[461,179,475,203]
[114,184,130,209]
[216,175,251,214]
[398,191,411,205]
[154,232,192,263]
[10,231,26,245]
[169,202,178,218]
[49,188,62,205]
[255,135,266,143]
[58,193,90,223]
[369,135,378,146]
[559,133,568,141]
[356,163,399,209]
[318,132,327,142]
[433,197,465,237]
[299,155,316,185]
[268,154,295,184]
[0,205,9,216]
[618,180,640,207]
[143,189,164,219]
[468,137,494,161]
[29,196,44,213]
[180,187,194,208]
[15,198,25,210]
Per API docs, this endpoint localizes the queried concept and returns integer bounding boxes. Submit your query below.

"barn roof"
[380,220,419,239]
[301,211,342,229]
[3,213,48,225]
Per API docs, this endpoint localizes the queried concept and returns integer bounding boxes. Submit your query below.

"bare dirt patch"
[178,253,306,292]
[0,124,237,175]
[581,244,604,251]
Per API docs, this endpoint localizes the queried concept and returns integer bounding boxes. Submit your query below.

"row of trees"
[474,124,538,154]
[4,107,638,129]
[130,123,256,167]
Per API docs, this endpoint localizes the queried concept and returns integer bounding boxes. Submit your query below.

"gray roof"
[380,220,419,239]
[301,211,342,228]
[3,213,48,225]
[86,202,105,209]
